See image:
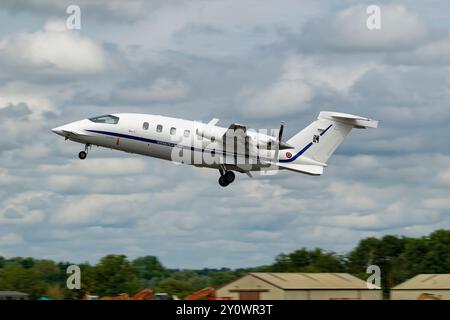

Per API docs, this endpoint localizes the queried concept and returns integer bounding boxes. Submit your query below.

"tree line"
[0,229,449,299]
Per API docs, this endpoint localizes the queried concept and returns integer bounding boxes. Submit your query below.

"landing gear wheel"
[219,176,229,187]
[78,151,87,160]
[224,171,235,183]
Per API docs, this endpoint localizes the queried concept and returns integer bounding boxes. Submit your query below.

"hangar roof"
[392,274,450,290]
[249,273,377,290]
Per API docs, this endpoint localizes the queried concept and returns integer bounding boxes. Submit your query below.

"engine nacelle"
[196,126,226,141]
[247,131,277,149]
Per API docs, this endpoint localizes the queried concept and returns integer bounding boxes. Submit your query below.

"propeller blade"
[274,122,284,162]
[278,122,284,142]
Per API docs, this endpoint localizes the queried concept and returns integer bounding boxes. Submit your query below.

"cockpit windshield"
[89,115,120,124]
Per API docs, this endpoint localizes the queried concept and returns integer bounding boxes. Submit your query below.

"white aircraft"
[52,111,378,187]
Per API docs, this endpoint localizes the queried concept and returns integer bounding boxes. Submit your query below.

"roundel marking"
[286,151,292,159]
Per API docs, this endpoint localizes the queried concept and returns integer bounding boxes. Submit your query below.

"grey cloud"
[296,4,427,52]
[0,103,32,118]
[0,0,175,22]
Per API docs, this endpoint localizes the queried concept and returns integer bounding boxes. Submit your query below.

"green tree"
[132,256,168,286]
[270,248,345,272]
[33,260,61,284]
[422,230,450,273]
[347,235,409,296]
[156,278,193,299]
[0,264,46,299]
[85,255,142,297]
[401,229,450,276]
[8,257,35,269]
[209,271,241,288]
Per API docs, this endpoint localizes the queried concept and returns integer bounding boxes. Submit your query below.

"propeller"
[274,121,292,161]
[278,122,284,145]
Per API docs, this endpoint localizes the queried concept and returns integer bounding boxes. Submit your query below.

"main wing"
[220,123,274,167]
[223,123,248,144]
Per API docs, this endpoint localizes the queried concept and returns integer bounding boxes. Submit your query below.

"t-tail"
[277,111,378,175]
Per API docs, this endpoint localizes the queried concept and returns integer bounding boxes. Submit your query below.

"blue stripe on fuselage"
[85,129,267,161]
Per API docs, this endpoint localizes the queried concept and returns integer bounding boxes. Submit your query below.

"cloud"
[40,158,148,176]
[239,55,374,118]
[0,233,24,247]
[240,80,313,118]
[54,193,148,225]
[0,0,151,22]
[301,4,427,51]
[113,78,190,104]
[0,83,57,118]
[0,192,47,225]
[0,19,107,77]
[391,38,450,65]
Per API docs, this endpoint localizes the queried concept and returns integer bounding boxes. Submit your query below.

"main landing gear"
[218,167,235,187]
[78,144,90,160]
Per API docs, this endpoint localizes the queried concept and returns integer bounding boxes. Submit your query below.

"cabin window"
[156,125,163,133]
[210,136,215,142]
[143,122,149,130]
[170,127,176,135]
[89,115,120,124]
[184,130,190,138]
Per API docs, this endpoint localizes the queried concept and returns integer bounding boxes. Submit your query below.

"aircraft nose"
[51,126,64,136]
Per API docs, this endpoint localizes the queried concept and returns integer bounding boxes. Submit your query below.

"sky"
[0,0,449,269]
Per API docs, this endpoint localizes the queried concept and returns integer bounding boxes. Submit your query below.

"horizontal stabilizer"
[319,111,378,129]
[278,163,324,176]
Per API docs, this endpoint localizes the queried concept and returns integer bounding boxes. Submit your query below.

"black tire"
[219,176,229,187]
[224,171,235,183]
[78,151,87,160]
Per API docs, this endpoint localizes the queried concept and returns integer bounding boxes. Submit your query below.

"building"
[0,291,29,300]
[216,273,382,300]
[391,274,450,300]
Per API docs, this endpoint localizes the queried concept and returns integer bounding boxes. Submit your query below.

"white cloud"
[0,19,107,76]
[240,55,374,118]
[0,0,149,21]
[439,169,450,182]
[54,193,148,225]
[322,201,441,231]
[0,192,46,225]
[40,158,148,176]
[328,182,376,210]
[241,79,313,118]
[0,82,57,118]
[0,233,24,247]
[115,78,190,103]
[310,4,427,50]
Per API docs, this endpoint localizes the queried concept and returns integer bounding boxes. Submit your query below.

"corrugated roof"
[392,274,450,290]
[249,273,377,290]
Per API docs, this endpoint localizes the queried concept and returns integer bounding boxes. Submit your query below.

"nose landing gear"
[218,167,235,187]
[78,144,91,160]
